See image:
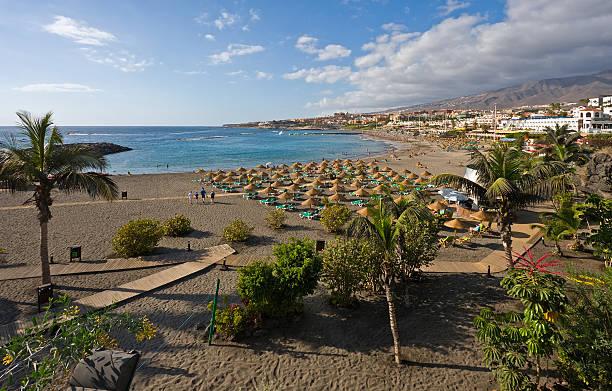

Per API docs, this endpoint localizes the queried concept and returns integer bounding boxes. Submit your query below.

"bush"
[265,209,287,230]
[557,269,612,389]
[112,219,163,257]
[162,214,192,237]
[321,238,380,307]
[208,298,257,341]
[223,219,254,242]
[238,238,322,317]
[320,204,352,233]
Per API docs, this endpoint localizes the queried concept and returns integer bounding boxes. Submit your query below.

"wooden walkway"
[423,222,542,274]
[0,258,188,281]
[0,244,235,345]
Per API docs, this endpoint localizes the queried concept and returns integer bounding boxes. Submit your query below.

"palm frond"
[430,173,487,201]
[54,172,118,200]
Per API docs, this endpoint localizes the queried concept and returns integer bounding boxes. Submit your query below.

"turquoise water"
[1,126,390,174]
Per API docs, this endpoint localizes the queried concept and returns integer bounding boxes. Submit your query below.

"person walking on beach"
[210,191,215,204]
[194,192,199,202]
[200,187,206,203]
[187,191,193,204]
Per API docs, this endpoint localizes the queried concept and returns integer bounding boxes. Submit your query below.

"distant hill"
[383,69,612,112]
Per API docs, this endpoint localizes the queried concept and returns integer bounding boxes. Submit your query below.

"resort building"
[500,109,612,134]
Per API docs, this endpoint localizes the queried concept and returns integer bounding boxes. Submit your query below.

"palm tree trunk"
[383,276,401,365]
[499,205,514,268]
[40,220,51,285]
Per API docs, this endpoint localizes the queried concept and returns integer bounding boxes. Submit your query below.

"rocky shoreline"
[62,142,132,156]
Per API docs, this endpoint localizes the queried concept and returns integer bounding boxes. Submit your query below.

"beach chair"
[243,192,257,200]
[438,236,455,248]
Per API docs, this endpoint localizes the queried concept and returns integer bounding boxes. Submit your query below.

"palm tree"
[532,193,583,255]
[0,111,118,284]
[543,124,588,165]
[347,196,430,365]
[431,143,567,268]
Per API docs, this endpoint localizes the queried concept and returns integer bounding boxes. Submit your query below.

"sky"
[1,0,612,125]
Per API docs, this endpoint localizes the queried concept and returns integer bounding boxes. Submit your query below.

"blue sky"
[1,0,611,125]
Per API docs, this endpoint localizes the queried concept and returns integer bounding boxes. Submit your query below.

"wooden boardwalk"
[423,223,542,274]
[0,244,235,345]
[0,258,188,281]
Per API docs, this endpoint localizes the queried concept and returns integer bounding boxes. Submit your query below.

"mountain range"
[384,69,612,112]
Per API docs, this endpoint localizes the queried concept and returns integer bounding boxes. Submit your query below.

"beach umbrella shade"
[259,186,276,195]
[305,188,321,197]
[381,165,392,172]
[271,181,284,188]
[392,174,403,182]
[407,173,419,180]
[428,200,448,211]
[294,177,307,185]
[243,183,256,191]
[271,173,283,180]
[357,207,373,217]
[195,168,206,173]
[329,193,348,202]
[420,170,432,177]
[285,183,301,192]
[291,162,302,168]
[213,174,225,182]
[330,184,345,192]
[278,192,293,201]
[444,219,469,231]
[356,174,367,181]
[351,180,363,189]
[301,197,319,208]
[373,184,387,194]
[259,171,269,178]
[336,172,347,179]
[290,172,301,179]
[223,176,234,183]
[470,210,495,222]
[330,178,342,185]
[354,188,370,197]
[237,167,247,172]
[256,164,266,169]
[401,179,413,187]
[402,169,412,175]
[393,195,407,204]
[247,168,257,174]
[414,177,426,184]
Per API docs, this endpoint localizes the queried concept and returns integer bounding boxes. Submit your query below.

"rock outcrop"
[583,151,612,195]
[62,143,132,156]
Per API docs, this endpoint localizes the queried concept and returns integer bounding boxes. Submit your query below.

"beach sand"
[3,136,600,390]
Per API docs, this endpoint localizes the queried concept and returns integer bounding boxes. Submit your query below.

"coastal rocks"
[583,151,612,195]
[62,142,132,156]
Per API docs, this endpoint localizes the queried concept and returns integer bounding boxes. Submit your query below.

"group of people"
[187,187,215,205]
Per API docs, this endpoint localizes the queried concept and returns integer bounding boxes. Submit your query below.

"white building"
[500,108,612,134]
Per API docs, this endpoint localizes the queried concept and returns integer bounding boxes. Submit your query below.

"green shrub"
[112,219,163,257]
[208,298,256,341]
[223,219,254,242]
[557,269,612,390]
[320,204,352,233]
[321,238,379,307]
[162,214,192,237]
[238,238,322,317]
[265,209,287,230]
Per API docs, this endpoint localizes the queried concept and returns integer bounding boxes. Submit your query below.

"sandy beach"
[1,136,601,390]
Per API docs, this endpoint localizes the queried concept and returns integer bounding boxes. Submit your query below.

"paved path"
[0,244,235,345]
[0,258,187,281]
[423,222,542,274]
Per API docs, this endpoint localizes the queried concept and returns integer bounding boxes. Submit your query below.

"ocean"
[1,126,390,174]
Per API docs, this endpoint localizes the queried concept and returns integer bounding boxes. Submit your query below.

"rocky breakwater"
[61,142,132,156]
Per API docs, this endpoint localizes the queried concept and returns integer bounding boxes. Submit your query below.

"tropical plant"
[431,143,567,268]
[347,197,431,364]
[320,204,352,233]
[321,238,380,307]
[579,194,612,267]
[543,124,588,165]
[237,238,322,318]
[265,209,287,230]
[474,251,567,390]
[0,296,156,390]
[162,214,192,236]
[532,193,583,255]
[223,219,254,242]
[396,220,440,280]
[558,269,612,389]
[207,297,256,341]
[0,111,118,284]
[112,219,164,257]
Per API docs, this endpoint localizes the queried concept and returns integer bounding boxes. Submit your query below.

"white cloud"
[381,22,406,32]
[255,71,273,80]
[81,48,154,72]
[175,70,207,75]
[308,0,612,112]
[242,25,250,32]
[283,65,352,83]
[13,83,100,93]
[194,12,209,25]
[43,16,116,46]
[295,35,351,61]
[438,0,470,16]
[209,43,265,64]
[214,11,238,30]
[226,70,246,77]
[204,34,215,41]
[249,9,261,22]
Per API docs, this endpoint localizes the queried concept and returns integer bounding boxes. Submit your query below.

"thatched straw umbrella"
[271,181,284,188]
[428,200,448,211]
[402,169,412,175]
[259,186,276,195]
[223,176,234,184]
[259,171,269,178]
[301,197,319,208]
[305,188,321,197]
[414,177,426,184]
[290,172,301,179]
[256,164,266,169]
[354,188,370,197]
[271,173,283,180]
[401,179,413,187]
[470,210,494,222]
[393,195,407,204]
[330,184,345,193]
[195,168,206,173]
[356,174,368,181]
[381,165,392,172]
[294,177,307,185]
[420,170,432,177]
[444,218,469,231]
[330,178,342,185]
[329,193,348,203]
[357,207,373,217]
[213,174,225,182]
[285,183,301,192]
[336,172,347,179]
[243,183,256,191]
[278,192,293,202]
[247,168,257,175]
[291,162,302,169]
[392,174,403,182]
[407,173,418,180]
[351,180,363,189]
[373,184,387,194]
[237,167,247,173]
